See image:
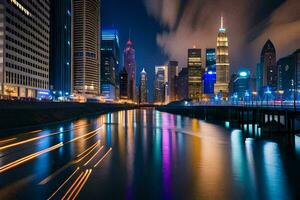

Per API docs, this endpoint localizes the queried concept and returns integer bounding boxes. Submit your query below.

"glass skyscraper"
[101,28,120,100]
[50,0,72,97]
[204,48,216,94]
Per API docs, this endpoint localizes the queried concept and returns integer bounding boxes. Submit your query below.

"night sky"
[102,0,300,100]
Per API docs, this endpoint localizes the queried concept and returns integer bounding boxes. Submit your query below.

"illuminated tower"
[73,0,100,97]
[188,48,203,100]
[260,40,277,90]
[124,38,136,101]
[139,68,148,103]
[214,16,230,99]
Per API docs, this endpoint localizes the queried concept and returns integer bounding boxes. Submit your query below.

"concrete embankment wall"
[0,101,136,131]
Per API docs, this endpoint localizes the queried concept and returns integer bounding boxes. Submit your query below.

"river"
[0,108,300,199]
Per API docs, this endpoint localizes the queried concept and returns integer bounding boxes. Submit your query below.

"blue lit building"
[204,70,216,94]
[101,28,120,100]
[49,0,72,97]
[206,48,216,71]
[204,48,216,94]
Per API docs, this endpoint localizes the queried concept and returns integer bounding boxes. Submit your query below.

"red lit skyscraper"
[124,39,136,101]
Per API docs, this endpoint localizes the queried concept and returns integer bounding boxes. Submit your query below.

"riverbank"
[0,101,137,132]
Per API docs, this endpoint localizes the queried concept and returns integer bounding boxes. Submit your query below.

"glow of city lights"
[239,72,248,77]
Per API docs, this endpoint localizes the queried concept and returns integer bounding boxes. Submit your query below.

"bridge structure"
[157,103,300,135]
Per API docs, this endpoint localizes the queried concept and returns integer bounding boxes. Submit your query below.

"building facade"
[139,68,147,103]
[204,70,216,95]
[168,61,178,102]
[260,39,277,90]
[215,16,230,98]
[278,49,300,100]
[73,0,100,97]
[154,65,168,104]
[177,67,188,100]
[206,48,216,71]
[101,28,120,100]
[188,48,203,100]
[0,0,50,98]
[232,70,256,99]
[119,67,128,100]
[124,38,136,101]
[50,0,72,98]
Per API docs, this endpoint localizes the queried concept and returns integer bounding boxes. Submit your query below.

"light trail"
[0,143,63,173]
[39,140,100,185]
[61,171,87,200]
[47,167,80,200]
[71,169,92,200]
[66,170,90,200]
[94,148,112,168]
[0,125,101,151]
[76,140,100,158]
[65,126,103,144]
[0,138,17,144]
[84,146,104,166]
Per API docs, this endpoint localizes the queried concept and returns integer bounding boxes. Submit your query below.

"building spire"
[221,15,224,29]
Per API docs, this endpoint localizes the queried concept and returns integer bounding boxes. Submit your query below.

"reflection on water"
[1,108,300,199]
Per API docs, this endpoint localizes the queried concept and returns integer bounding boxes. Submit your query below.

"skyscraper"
[177,68,189,100]
[119,68,128,100]
[73,0,100,97]
[232,70,256,99]
[206,48,216,71]
[215,16,230,99]
[188,48,203,100]
[261,40,277,90]
[0,0,50,98]
[168,61,178,102]
[139,68,148,103]
[204,48,216,95]
[124,38,136,101]
[278,49,300,99]
[101,28,120,100]
[154,65,168,104]
[50,0,72,97]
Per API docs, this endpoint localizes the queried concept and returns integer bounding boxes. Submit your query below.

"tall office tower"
[119,68,128,100]
[206,48,216,71]
[0,0,50,98]
[154,65,168,103]
[261,40,277,90]
[188,48,203,100]
[215,16,230,99]
[168,61,178,102]
[256,63,263,93]
[277,49,300,99]
[101,28,120,100]
[124,38,136,101]
[204,48,216,94]
[73,0,100,97]
[139,68,148,103]
[50,0,72,98]
[177,68,188,100]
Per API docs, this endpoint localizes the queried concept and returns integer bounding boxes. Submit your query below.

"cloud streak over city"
[144,0,300,71]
